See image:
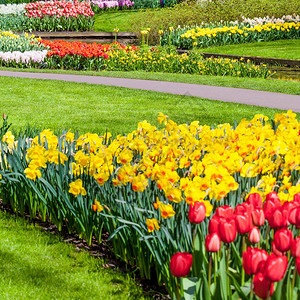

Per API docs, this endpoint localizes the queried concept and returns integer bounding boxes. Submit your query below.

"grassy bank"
[0,76,291,135]
[94,11,139,32]
[199,39,300,60]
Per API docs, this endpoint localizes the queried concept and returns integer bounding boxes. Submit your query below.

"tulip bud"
[243,247,268,275]
[296,257,300,276]
[218,218,237,243]
[264,253,288,282]
[215,205,234,219]
[293,193,300,204]
[208,215,220,235]
[205,233,221,252]
[252,209,265,227]
[282,201,296,215]
[291,237,300,258]
[289,206,300,227]
[274,228,293,252]
[263,195,281,220]
[253,272,274,299]
[235,202,253,216]
[266,191,280,202]
[188,201,206,224]
[272,241,284,256]
[2,113,6,120]
[249,226,260,244]
[236,213,252,234]
[268,207,288,229]
[246,193,262,209]
[169,252,193,277]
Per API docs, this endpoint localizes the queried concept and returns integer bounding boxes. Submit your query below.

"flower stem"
[208,254,212,290]
[292,264,296,298]
[265,225,270,251]
[241,235,246,286]
[227,245,230,300]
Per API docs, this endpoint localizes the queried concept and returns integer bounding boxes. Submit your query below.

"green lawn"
[94,11,139,32]
[0,211,144,299]
[1,67,299,95]
[199,39,300,60]
[0,76,292,136]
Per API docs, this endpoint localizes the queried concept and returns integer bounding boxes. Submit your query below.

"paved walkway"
[1,70,300,112]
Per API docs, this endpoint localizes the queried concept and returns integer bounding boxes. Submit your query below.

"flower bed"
[162,19,300,49]
[0,30,45,52]
[0,1,94,31]
[0,3,25,14]
[0,111,299,298]
[91,0,134,12]
[0,32,272,77]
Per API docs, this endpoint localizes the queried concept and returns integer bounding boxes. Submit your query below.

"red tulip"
[268,207,288,229]
[274,228,293,252]
[293,193,300,204]
[208,215,220,235]
[235,202,253,216]
[266,191,280,202]
[243,247,268,275]
[246,193,262,209]
[296,257,300,275]
[188,201,206,224]
[249,226,260,244]
[264,253,288,282]
[205,233,221,252]
[289,206,300,227]
[282,201,296,215]
[252,209,265,226]
[235,213,252,234]
[169,252,193,277]
[215,205,234,219]
[272,241,284,256]
[219,218,237,243]
[263,195,281,220]
[253,272,274,299]
[291,237,300,258]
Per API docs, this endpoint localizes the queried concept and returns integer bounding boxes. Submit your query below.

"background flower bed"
[161,21,300,49]
[0,0,94,31]
[0,111,299,298]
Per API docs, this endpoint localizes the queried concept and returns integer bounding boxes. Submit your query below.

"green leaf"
[219,250,228,300]
[107,224,128,241]
[272,279,283,300]
[227,272,249,300]
[182,277,198,300]
[39,177,57,197]
[118,218,141,227]
[201,270,211,300]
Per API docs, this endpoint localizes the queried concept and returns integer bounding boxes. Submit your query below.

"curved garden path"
[1,70,300,112]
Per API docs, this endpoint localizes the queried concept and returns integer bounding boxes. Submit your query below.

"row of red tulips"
[170,191,299,299]
[25,0,94,18]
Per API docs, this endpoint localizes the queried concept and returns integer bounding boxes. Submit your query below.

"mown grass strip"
[0,211,144,299]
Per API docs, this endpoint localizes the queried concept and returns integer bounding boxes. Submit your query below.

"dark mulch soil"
[0,200,170,300]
